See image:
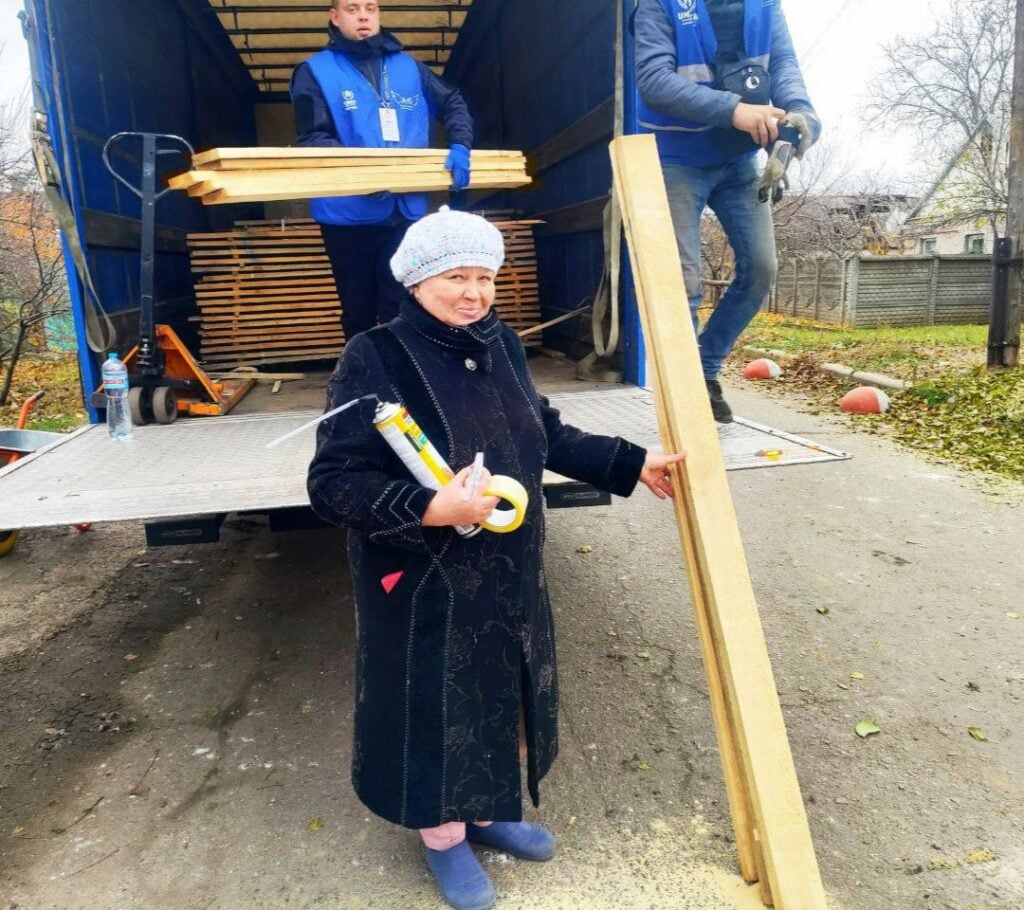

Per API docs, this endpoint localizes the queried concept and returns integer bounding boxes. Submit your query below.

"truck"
[0,0,847,548]
[0,0,650,547]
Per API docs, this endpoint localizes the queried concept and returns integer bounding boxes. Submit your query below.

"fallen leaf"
[635,651,650,660]
[124,653,138,662]
[307,816,325,832]
[854,720,881,738]
[850,672,865,681]
[964,848,994,864]
[576,545,593,554]
[12,827,24,836]
[128,783,150,798]
[968,727,988,742]
[816,606,830,616]
[1007,612,1020,620]
[928,857,959,870]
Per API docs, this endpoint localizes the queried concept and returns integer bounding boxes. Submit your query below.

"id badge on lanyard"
[378,61,401,142]
[379,107,400,142]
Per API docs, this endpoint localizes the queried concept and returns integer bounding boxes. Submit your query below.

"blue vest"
[638,0,775,168]
[303,49,430,226]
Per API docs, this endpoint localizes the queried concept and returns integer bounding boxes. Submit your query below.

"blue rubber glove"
[445,144,471,192]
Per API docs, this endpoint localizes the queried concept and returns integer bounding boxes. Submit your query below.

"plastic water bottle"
[102,352,133,441]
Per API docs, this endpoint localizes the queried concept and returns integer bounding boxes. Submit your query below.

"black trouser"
[320,221,411,341]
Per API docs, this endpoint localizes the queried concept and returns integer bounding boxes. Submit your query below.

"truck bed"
[0,361,618,531]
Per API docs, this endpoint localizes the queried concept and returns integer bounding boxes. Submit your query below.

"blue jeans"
[663,156,778,379]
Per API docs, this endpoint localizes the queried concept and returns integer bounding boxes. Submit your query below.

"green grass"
[872,367,1024,479]
[733,317,1024,482]
[0,355,88,433]
[740,317,987,380]
[28,414,83,433]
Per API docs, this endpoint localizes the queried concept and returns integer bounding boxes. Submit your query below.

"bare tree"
[867,0,1014,239]
[700,213,734,306]
[0,87,69,406]
[768,141,911,258]
[700,140,912,309]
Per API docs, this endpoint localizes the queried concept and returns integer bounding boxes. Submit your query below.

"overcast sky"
[0,0,943,190]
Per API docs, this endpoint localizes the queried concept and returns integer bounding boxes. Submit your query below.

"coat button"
[465,358,478,371]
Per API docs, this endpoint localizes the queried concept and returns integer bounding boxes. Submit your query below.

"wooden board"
[191,147,525,167]
[172,159,526,186]
[198,176,530,206]
[174,148,532,207]
[610,135,827,910]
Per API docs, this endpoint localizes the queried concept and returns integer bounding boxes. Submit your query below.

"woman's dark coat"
[307,300,646,829]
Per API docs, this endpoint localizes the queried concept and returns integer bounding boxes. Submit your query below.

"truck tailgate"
[0,388,849,531]
[0,411,317,530]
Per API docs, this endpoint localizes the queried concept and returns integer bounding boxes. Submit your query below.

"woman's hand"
[639,451,687,500]
[731,103,787,147]
[422,465,501,527]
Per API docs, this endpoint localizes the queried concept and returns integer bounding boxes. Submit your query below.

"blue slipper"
[425,840,496,910]
[467,821,556,861]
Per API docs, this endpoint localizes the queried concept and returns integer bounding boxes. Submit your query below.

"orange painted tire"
[840,386,891,414]
[743,357,783,380]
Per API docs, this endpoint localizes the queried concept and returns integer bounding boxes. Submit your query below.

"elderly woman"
[307,207,684,910]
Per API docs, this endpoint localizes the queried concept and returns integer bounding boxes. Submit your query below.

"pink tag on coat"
[381,571,404,594]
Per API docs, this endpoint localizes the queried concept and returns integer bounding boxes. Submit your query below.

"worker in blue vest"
[291,0,474,342]
[635,0,821,422]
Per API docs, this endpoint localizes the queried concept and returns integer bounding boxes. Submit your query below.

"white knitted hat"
[390,206,505,288]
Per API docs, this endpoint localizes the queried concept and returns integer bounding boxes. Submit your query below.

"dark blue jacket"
[292,26,473,150]
[307,301,646,828]
[635,0,820,166]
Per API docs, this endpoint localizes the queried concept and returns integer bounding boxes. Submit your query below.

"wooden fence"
[765,254,997,327]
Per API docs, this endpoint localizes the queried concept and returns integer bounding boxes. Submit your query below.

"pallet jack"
[91,132,254,425]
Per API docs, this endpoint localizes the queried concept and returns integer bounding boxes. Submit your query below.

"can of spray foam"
[373,400,481,538]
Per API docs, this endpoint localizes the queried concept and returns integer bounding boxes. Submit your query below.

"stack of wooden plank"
[169,148,531,205]
[486,214,542,342]
[188,219,343,371]
[188,215,543,371]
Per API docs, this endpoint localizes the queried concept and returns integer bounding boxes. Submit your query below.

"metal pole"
[988,0,1024,368]
[138,135,158,375]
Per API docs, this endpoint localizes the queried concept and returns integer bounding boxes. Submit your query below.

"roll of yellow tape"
[480,474,529,534]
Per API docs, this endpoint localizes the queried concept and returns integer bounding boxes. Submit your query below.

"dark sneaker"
[425,841,496,910]
[467,821,556,861]
[705,379,734,423]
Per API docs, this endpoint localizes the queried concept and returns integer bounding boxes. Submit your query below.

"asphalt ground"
[0,372,1021,910]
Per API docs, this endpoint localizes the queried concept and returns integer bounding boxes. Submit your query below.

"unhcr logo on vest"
[676,0,698,26]
[391,92,422,112]
[342,90,358,112]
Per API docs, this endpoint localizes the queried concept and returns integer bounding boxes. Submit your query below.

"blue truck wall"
[621,2,647,387]
[447,0,638,370]
[23,0,259,416]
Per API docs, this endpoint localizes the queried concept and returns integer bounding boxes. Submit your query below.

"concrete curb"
[740,346,913,392]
